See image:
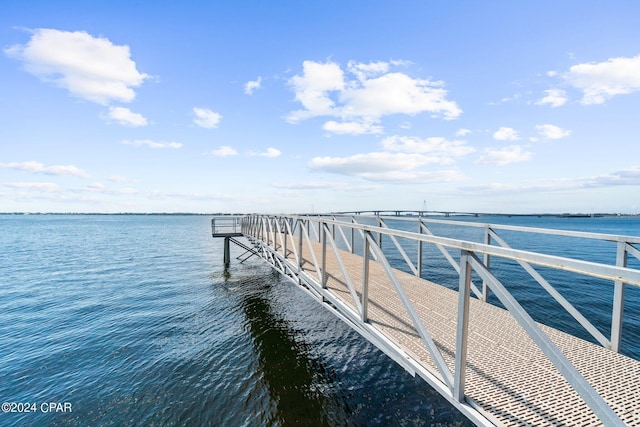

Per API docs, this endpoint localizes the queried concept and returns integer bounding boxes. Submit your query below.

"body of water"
[1,214,639,426]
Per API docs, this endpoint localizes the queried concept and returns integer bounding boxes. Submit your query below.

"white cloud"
[309,151,464,183]
[122,139,182,149]
[475,145,532,166]
[563,54,640,105]
[212,146,238,157]
[360,170,465,183]
[322,120,383,135]
[347,60,390,81]
[286,59,461,133]
[193,107,222,128]
[0,161,89,177]
[489,93,522,105]
[273,181,347,190]
[310,152,439,174]
[455,128,471,137]
[493,127,520,141]
[2,181,61,192]
[584,166,640,187]
[103,106,148,127]
[380,135,475,159]
[340,72,462,120]
[287,60,345,122]
[244,76,262,95]
[536,89,568,108]
[535,124,572,140]
[4,28,149,104]
[72,183,138,195]
[461,166,640,194]
[249,147,281,158]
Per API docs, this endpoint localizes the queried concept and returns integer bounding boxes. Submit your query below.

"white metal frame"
[236,214,640,426]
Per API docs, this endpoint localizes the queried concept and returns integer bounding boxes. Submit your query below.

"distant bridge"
[212,214,640,426]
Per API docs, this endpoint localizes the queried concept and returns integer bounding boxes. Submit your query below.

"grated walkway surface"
[265,233,640,426]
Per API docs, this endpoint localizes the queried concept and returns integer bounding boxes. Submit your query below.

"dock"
[212,214,640,426]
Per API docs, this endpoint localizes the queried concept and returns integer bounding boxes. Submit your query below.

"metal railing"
[211,215,244,236]
[239,214,640,426]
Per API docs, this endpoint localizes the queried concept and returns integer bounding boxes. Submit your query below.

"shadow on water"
[231,268,352,426]
[222,263,473,427]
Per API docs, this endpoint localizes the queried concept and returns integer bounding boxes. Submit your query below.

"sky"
[2,1,640,214]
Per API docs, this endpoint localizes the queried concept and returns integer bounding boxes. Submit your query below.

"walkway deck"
[260,232,640,426]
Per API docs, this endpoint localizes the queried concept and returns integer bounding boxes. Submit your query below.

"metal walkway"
[216,214,640,426]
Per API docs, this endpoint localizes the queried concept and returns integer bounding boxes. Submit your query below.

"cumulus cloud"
[212,146,238,157]
[286,59,461,134]
[380,135,475,159]
[244,76,262,95]
[347,60,390,81]
[563,54,640,105]
[455,128,471,137]
[307,131,472,183]
[102,106,148,127]
[4,28,149,104]
[193,107,222,128]
[249,147,281,158]
[310,152,438,173]
[122,139,182,149]
[0,161,89,177]
[287,60,345,122]
[309,152,464,182]
[535,124,572,140]
[475,145,532,166]
[493,127,520,141]
[536,89,568,108]
[322,120,383,135]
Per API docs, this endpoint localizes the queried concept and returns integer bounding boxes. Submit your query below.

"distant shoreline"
[2,212,639,218]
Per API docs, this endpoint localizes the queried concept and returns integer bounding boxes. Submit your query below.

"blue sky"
[2,1,640,214]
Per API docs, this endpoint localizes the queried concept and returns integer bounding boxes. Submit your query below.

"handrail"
[239,213,640,426]
[326,213,640,245]
[289,215,640,286]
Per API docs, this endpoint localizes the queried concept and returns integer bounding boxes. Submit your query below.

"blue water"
[0,214,638,426]
[0,215,470,426]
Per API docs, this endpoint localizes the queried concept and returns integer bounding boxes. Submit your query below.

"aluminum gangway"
[220,214,640,426]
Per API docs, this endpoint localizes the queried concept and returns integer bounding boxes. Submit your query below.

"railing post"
[321,222,327,289]
[482,225,491,302]
[298,220,304,276]
[331,219,336,243]
[611,241,627,352]
[223,236,231,266]
[377,214,382,247]
[454,250,472,401]
[273,217,277,250]
[361,232,371,322]
[417,218,423,278]
[283,218,288,259]
[350,217,355,254]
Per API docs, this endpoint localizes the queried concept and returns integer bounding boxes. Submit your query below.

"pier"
[211,214,640,426]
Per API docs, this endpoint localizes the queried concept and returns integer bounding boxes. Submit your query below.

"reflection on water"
[225,263,473,426]
[238,277,351,425]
